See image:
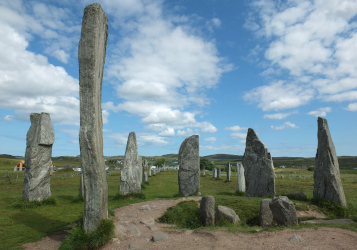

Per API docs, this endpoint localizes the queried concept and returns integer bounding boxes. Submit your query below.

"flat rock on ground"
[24,198,357,250]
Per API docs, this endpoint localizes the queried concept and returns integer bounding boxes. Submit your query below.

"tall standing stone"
[79,3,108,233]
[314,117,347,207]
[22,113,55,201]
[120,132,141,195]
[138,156,143,184]
[212,168,217,178]
[178,135,200,196]
[216,168,221,180]
[226,162,231,181]
[143,159,148,182]
[242,128,275,197]
[237,162,246,192]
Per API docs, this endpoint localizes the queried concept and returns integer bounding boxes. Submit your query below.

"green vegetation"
[158,200,202,229]
[0,155,357,249]
[153,158,166,168]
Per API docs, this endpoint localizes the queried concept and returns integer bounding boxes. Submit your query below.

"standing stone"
[78,3,108,233]
[119,132,141,195]
[269,196,298,226]
[149,166,152,177]
[138,156,142,184]
[178,135,200,196]
[212,168,217,178]
[79,173,84,197]
[242,128,275,197]
[226,162,231,181]
[260,199,273,227]
[201,166,205,176]
[237,162,246,192]
[143,159,148,182]
[199,196,215,226]
[22,112,55,201]
[216,168,221,180]
[314,117,347,207]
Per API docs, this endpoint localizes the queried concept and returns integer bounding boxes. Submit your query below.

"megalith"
[178,135,200,196]
[260,199,273,227]
[226,162,231,181]
[22,112,54,201]
[237,162,246,192]
[78,3,108,233]
[199,195,215,226]
[242,128,275,197]
[216,168,221,180]
[314,117,347,207]
[269,196,298,226]
[143,159,148,182]
[138,156,143,184]
[120,132,141,195]
[212,168,217,178]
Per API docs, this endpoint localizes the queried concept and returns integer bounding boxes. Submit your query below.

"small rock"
[148,225,158,231]
[140,204,151,211]
[129,243,140,249]
[215,205,240,225]
[152,233,169,242]
[290,234,304,242]
[140,218,155,225]
[269,196,298,226]
[128,225,141,237]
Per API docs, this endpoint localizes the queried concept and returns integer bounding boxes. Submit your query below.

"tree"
[154,158,166,168]
[200,158,212,170]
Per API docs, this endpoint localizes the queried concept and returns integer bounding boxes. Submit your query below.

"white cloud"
[307,107,332,117]
[270,121,300,130]
[245,0,357,111]
[346,103,357,111]
[4,115,13,121]
[52,49,70,63]
[244,81,314,111]
[264,110,297,119]
[204,137,216,143]
[177,128,195,137]
[0,23,79,125]
[229,132,247,139]
[224,125,247,131]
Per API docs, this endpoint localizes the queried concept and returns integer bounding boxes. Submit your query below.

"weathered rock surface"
[78,3,108,233]
[314,117,347,207]
[199,195,215,226]
[178,135,200,196]
[290,234,304,242]
[212,168,217,178]
[120,132,141,195]
[287,192,307,201]
[22,112,55,201]
[269,196,298,226]
[138,156,142,184]
[79,173,84,197]
[226,162,231,181]
[215,205,240,225]
[237,162,246,192]
[260,199,273,227]
[143,159,148,182]
[242,128,275,197]
[152,233,168,242]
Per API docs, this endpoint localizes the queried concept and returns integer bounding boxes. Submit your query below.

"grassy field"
[1,156,357,249]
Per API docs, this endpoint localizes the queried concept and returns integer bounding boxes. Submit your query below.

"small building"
[14,161,25,171]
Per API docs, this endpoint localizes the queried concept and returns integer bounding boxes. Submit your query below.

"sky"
[0,0,356,158]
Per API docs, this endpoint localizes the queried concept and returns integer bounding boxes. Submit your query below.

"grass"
[1,157,357,249]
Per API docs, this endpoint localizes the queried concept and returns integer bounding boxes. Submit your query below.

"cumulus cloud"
[307,107,332,117]
[244,0,357,111]
[229,132,247,139]
[270,122,300,130]
[204,137,216,143]
[346,103,357,111]
[225,125,247,131]
[264,110,297,119]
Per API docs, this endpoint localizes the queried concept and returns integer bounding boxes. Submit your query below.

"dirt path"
[24,197,357,250]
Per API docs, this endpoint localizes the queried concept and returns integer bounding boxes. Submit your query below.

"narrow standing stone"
[212,168,217,178]
[242,128,275,197]
[22,113,55,201]
[226,162,231,181]
[78,3,108,233]
[237,162,246,192]
[178,135,200,196]
[119,132,141,195]
[216,168,221,180]
[314,117,347,207]
[199,196,215,226]
[138,156,142,184]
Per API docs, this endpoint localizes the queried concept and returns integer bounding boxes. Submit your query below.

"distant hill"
[0,154,17,159]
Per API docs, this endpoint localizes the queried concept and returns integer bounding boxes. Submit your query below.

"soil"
[23,197,357,250]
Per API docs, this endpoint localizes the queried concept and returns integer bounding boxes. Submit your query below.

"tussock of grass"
[112,192,146,200]
[235,191,246,196]
[59,219,114,250]
[310,198,356,219]
[11,197,57,209]
[158,200,202,229]
[108,207,115,217]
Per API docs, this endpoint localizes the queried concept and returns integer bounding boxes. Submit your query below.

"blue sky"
[0,0,356,157]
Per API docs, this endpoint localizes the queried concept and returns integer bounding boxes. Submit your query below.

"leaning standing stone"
[178,135,200,196]
[22,113,55,201]
[242,128,275,197]
[78,3,108,233]
[314,117,347,207]
[269,196,298,226]
[119,132,141,195]
[237,162,245,192]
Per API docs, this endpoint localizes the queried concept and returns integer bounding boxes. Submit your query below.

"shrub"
[158,200,202,229]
